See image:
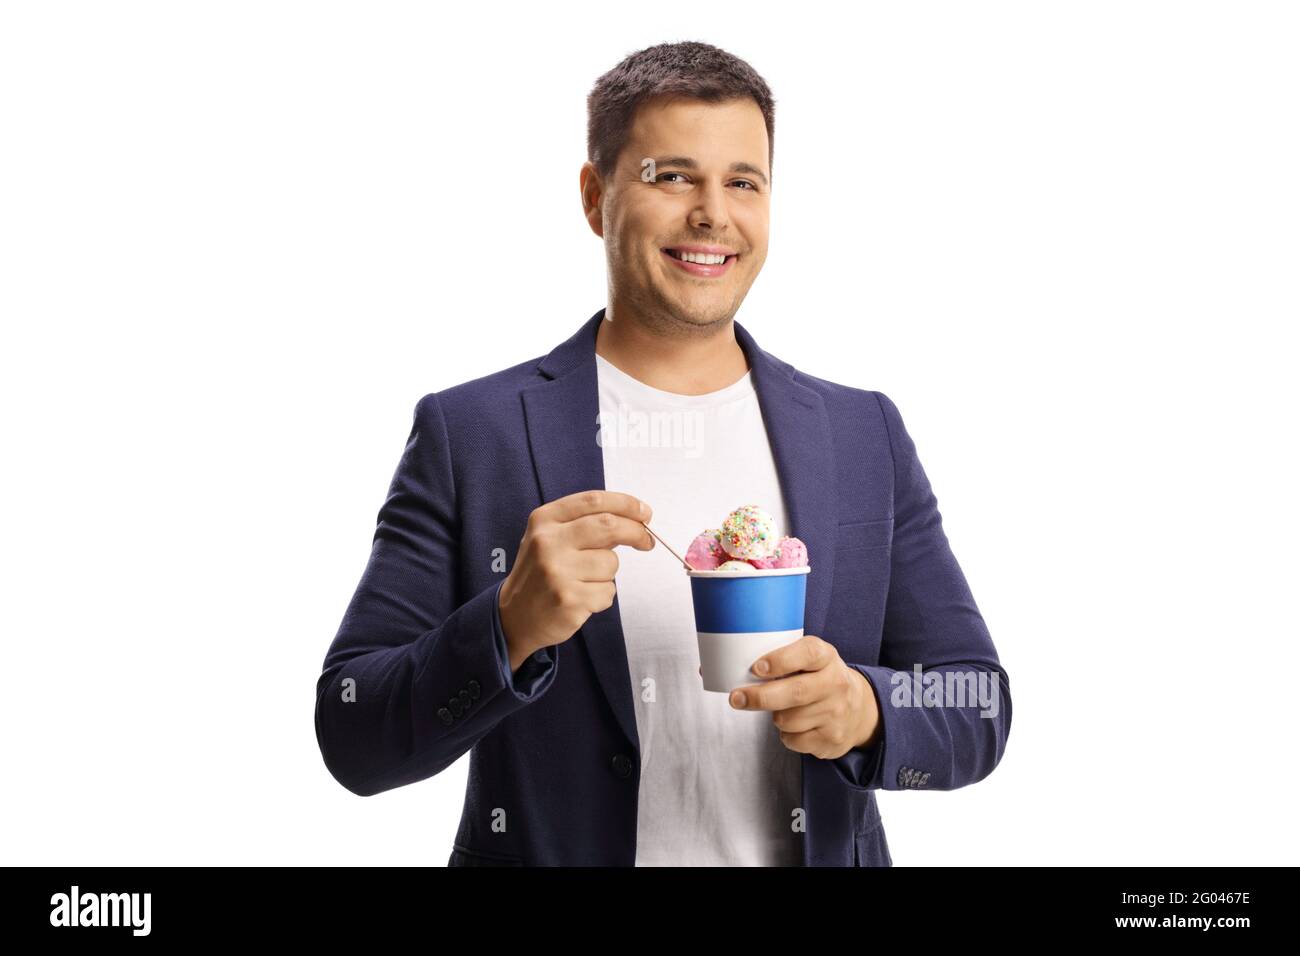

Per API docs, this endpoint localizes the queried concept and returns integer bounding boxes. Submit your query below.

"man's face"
[582,95,771,334]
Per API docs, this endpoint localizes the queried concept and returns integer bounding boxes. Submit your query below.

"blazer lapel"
[733,320,838,639]
[732,320,841,870]
[521,309,641,753]
[520,308,839,757]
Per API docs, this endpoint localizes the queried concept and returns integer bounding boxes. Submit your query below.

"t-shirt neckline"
[594,353,755,408]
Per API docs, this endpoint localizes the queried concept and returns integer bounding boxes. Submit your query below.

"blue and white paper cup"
[688,565,811,693]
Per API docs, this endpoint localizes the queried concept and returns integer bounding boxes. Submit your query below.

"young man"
[315,41,1011,866]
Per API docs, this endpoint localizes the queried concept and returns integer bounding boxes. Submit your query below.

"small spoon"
[641,521,691,571]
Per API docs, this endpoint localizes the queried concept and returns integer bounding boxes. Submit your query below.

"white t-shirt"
[594,351,803,867]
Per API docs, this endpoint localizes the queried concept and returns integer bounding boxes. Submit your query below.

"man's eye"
[656,173,757,190]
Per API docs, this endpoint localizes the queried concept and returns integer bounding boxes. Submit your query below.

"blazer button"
[449,697,464,718]
[611,753,633,778]
[898,766,926,789]
[458,689,471,708]
[437,707,453,726]
[467,680,480,700]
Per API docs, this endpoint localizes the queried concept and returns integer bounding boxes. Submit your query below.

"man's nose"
[688,180,728,231]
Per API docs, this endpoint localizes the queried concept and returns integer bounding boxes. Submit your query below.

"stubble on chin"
[655,308,733,340]
[608,241,742,341]
[628,281,738,342]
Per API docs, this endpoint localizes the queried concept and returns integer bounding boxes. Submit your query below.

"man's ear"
[579,162,604,238]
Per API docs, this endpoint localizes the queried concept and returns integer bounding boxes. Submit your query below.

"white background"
[2,1,1296,865]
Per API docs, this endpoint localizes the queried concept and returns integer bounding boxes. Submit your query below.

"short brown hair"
[586,41,776,183]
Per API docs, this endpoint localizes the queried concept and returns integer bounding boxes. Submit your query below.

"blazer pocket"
[853,821,894,868]
[448,843,525,867]
[836,518,893,552]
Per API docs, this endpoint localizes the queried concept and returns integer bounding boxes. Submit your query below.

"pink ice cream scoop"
[747,536,808,569]
[685,529,728,570]
[773,536,808,568]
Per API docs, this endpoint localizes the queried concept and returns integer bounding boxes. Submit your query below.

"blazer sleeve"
[831,390,1012,791]
[315,392,559,797]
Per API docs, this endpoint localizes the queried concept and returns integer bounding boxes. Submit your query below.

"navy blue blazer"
[315,307,1011,866]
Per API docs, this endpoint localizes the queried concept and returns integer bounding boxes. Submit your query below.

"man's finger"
[546,489,651,524]
[572,547,620,582]
[769,699,833,734]
[566,512,655,551]
[749,634,832,680]
[728,671,826,712]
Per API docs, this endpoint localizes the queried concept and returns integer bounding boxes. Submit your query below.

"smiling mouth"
[662,248,738,265]
[660,247,738,278]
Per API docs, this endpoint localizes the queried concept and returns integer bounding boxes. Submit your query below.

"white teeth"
[670,250,729,265]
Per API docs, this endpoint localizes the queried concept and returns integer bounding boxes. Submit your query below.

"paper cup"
[688,565,811,693]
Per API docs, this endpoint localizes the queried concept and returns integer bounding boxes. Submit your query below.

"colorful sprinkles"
[684,506,809,570]
[720,504,779,560]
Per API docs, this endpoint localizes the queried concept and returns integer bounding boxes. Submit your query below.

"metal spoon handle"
[642,521,690,570]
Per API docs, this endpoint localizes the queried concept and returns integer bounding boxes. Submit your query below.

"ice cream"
[684,504,810,570]
[776,536,808,567]
[687,507,812,693]
[715,560,755,572]
[719,504,780,560]
[747,536,808,569]
[684,529,727,570]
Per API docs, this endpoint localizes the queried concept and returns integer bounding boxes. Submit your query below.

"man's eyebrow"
[652,155,769,187]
